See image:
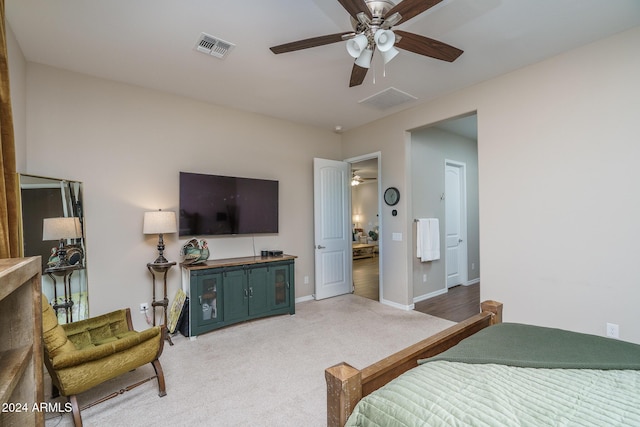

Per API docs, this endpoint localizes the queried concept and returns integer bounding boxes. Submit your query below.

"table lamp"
[43,217,82,268]
[143,210,177,264]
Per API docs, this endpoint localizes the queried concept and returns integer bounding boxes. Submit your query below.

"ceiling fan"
[269,0,463,87]
[351,170,376,186]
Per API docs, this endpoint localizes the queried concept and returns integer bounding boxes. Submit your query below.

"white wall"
[20,63,341,330]
[342,127,414,307]
[352,182,378,235]
[343,26,640,343]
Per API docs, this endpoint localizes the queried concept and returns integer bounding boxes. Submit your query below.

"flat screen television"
[179,172,279,236]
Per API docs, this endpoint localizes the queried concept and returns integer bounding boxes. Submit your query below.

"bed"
[325,300,640,426]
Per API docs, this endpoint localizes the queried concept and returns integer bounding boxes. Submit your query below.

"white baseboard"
[295,295,315,304]
[413,287,448,304]
[412,278,479,304]
[381,298,415,311]
[296,294,411,309]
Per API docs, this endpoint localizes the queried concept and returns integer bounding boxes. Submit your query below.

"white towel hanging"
[416,218,440,262]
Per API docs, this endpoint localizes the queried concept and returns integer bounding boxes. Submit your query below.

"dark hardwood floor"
[414,283,480,322]
[352,256,480,322]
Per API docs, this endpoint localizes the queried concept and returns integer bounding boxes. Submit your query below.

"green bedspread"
[424,323,640,370]
[346,323,640,427]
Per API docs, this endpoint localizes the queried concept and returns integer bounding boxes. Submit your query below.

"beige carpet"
[45,294,455,427]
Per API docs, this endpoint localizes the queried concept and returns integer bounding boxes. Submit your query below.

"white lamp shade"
[374,29,396,52]
[143,210,177,235]
[346,34,368,58]
[380,46,399,64]
[43,217,82,241]
[355,48,373,69]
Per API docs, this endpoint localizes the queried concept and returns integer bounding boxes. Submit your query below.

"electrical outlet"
[304,275,309,285]
[423,274,427,282]
[606,322,619,339]
[140,302,149,313]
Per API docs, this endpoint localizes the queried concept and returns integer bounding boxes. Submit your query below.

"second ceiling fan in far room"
[351,170,376,186]
[269,0,463,87]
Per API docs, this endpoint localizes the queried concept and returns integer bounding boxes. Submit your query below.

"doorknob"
[458,238,463,243]
[316,245,326,249]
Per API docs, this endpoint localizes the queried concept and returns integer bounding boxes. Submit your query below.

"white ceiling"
[6,0,640,132]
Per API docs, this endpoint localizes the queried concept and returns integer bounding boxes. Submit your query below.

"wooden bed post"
[325,363,362,427]
[481,300,503,324]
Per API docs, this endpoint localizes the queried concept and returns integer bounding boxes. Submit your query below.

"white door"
[313,158,352,300]
[445,161,468,288]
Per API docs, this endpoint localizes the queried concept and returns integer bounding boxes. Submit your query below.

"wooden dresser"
[0,257,44,426]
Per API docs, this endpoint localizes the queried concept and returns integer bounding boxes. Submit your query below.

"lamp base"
[55,239,70,268]
[152,254,169,264]
[152,234,169,265]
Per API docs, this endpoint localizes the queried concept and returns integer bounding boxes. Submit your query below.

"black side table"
[146,261,176,345]
[45,264,83,323]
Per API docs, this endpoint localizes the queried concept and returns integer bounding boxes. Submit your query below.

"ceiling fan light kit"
[380,47,399,64]
[347,34,369,58]
[374,29,395,52]
[355,48,374,68]
[269,0,463,87]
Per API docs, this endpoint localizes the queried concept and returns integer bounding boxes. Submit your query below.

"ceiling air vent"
[195,33,234,59]
[358,87,418,110]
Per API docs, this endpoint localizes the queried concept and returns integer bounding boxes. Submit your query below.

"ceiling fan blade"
[386,0,443,25]
[349,64,368,87]
[270,32,352,54]
[394,30,463,62]
[337,0,372,20]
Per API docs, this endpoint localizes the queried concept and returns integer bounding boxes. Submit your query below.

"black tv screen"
[179,172,278,236]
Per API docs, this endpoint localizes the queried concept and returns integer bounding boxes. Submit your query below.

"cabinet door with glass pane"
[269,263,291,312]
[191,271,223,335]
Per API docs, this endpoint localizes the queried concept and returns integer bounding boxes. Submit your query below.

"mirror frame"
[17,173,89,322]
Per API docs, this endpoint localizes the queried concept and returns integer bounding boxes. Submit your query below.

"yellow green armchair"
[42,299,166,426]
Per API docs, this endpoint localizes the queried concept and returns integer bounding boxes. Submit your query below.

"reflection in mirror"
[17,174,88,323]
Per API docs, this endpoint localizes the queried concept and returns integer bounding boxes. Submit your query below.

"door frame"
[344,152,382,301]
[444,159,468,288]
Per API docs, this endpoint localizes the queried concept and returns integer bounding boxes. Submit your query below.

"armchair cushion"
[63,308,134,349]
[42,299,77,357]
[51,327,161,369]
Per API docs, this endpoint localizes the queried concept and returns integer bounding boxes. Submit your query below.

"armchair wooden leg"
[151,359,167,397]
[69,395,82,427]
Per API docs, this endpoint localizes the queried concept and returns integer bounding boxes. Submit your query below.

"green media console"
[181,255,296,337]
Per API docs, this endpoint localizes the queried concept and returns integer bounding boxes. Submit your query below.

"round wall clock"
[384,187,400,206]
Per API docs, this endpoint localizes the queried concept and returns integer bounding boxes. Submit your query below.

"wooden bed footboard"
[325,300,503,427]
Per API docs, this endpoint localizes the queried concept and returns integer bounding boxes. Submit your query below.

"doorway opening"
[348,154,381,301]
[410,114,479,313]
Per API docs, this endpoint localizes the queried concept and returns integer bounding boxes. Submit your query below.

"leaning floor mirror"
[17,174,89,323]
